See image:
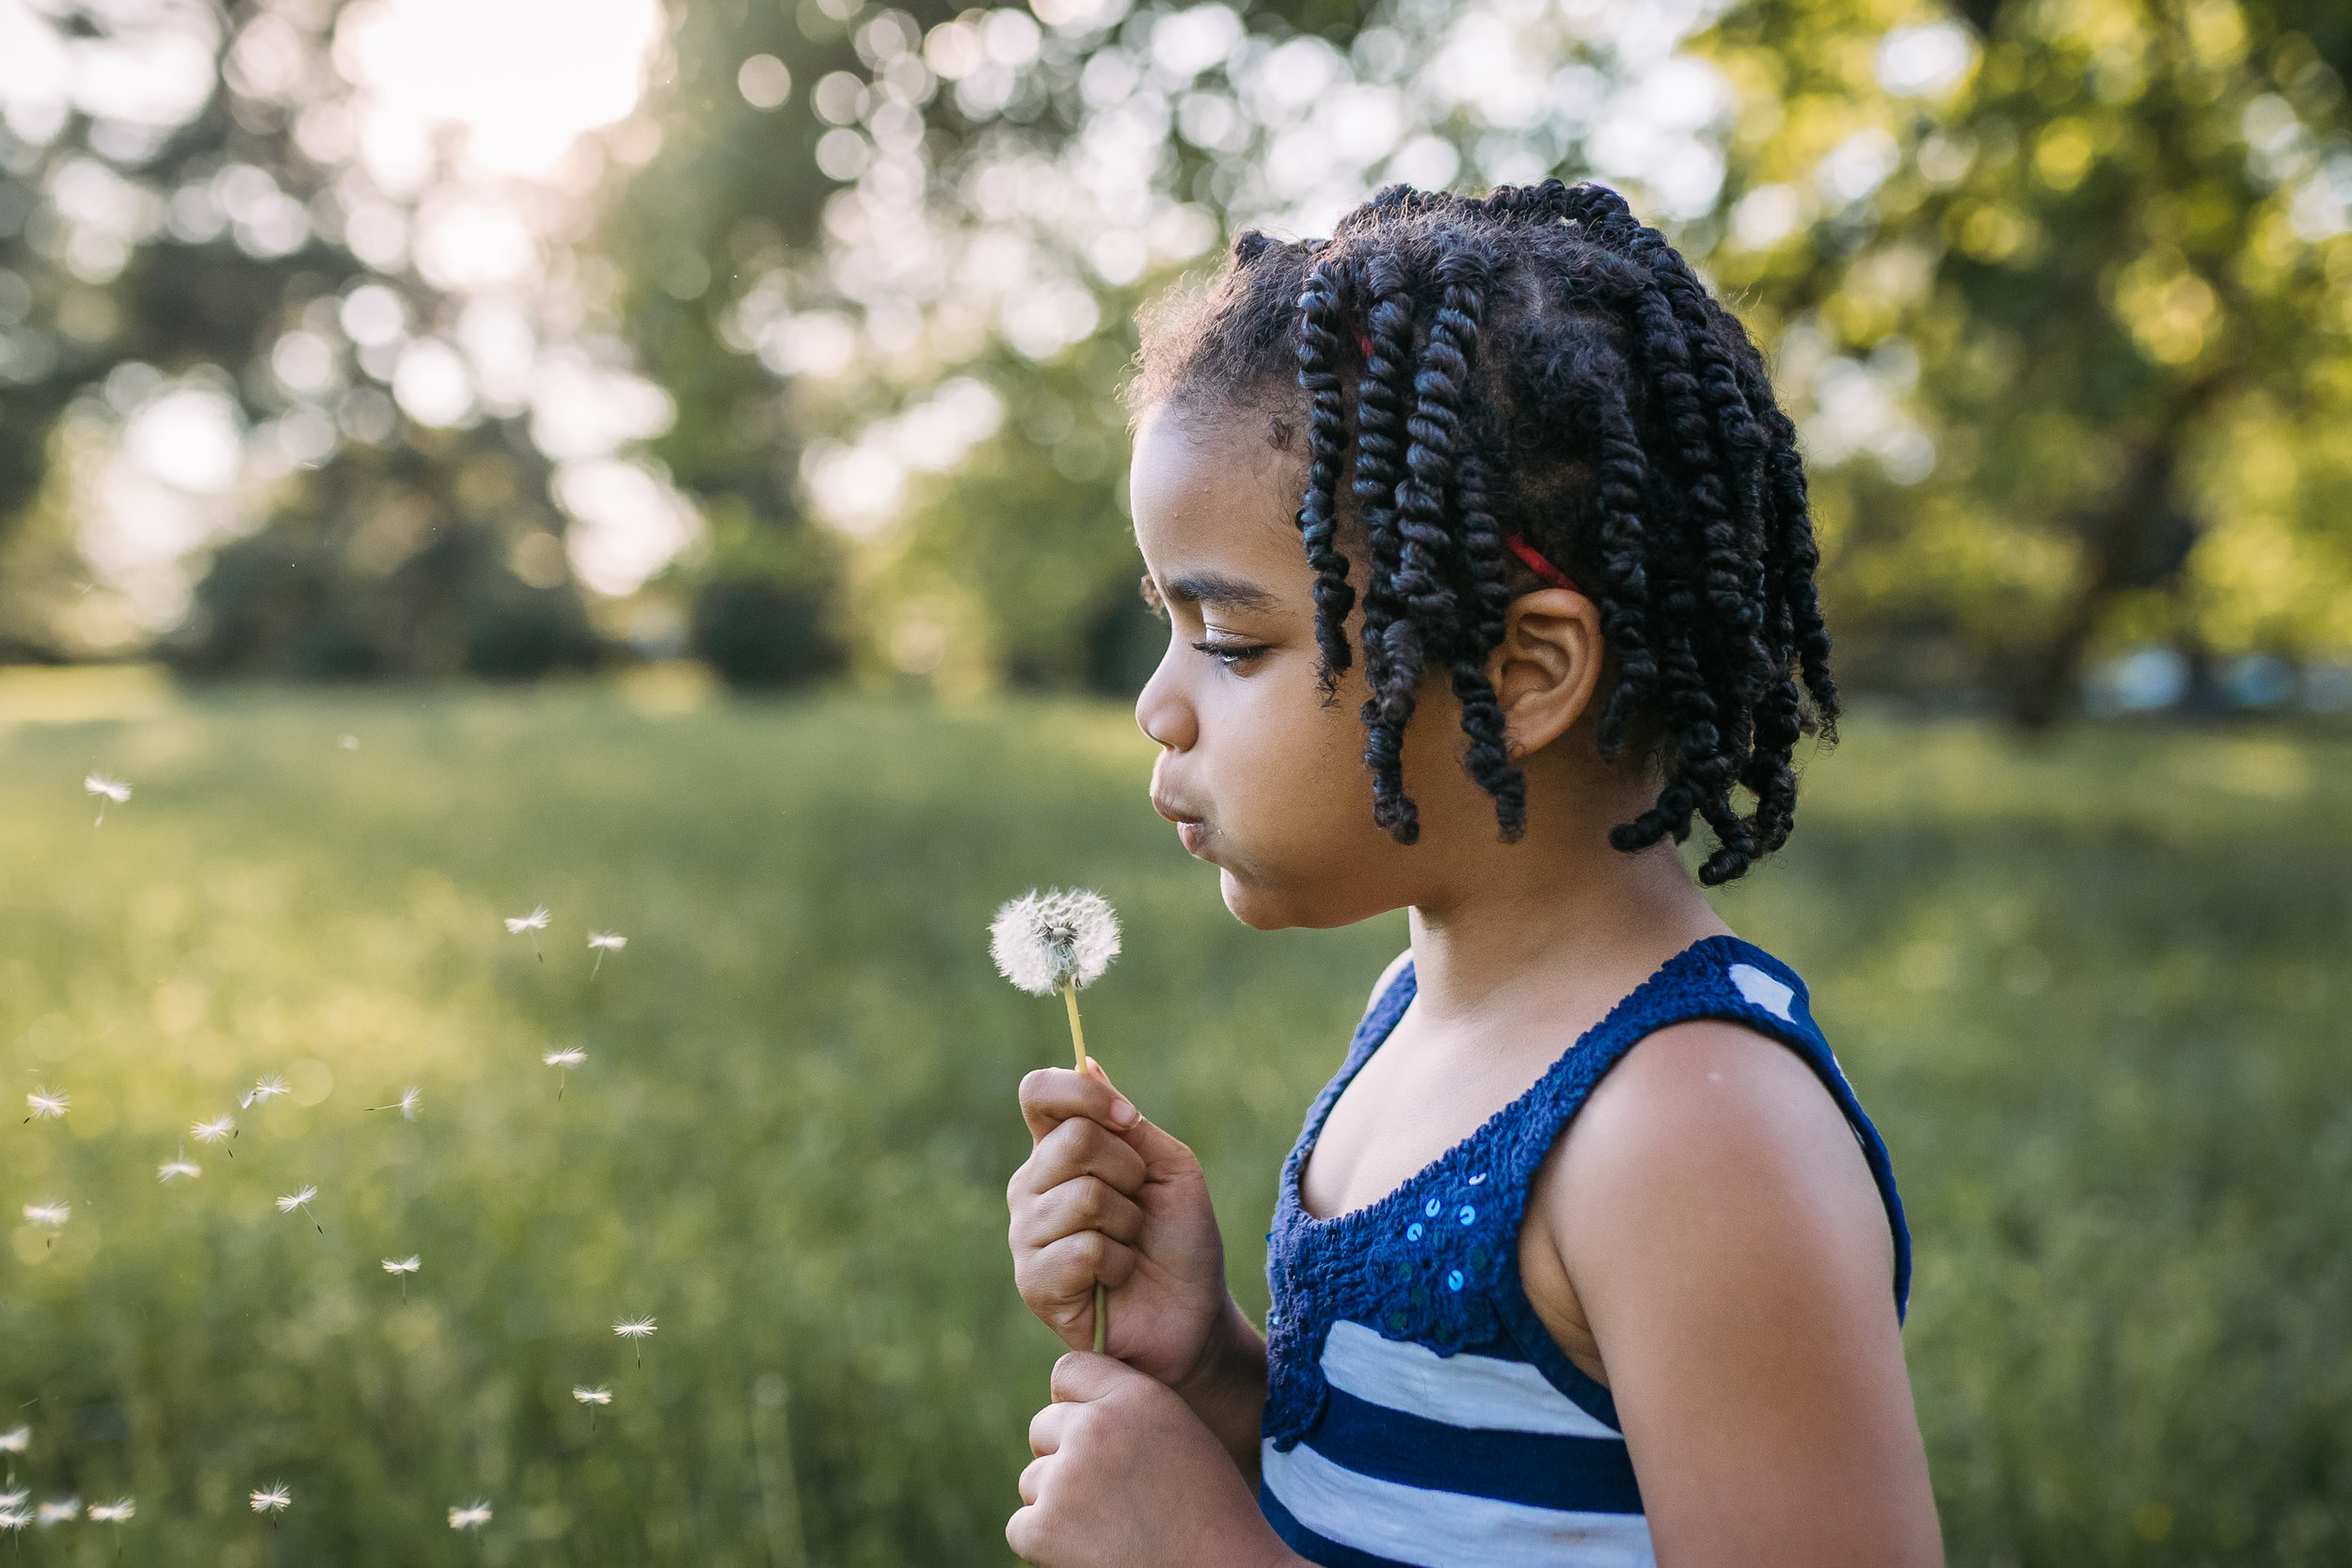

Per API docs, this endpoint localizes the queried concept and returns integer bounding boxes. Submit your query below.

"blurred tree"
[0,0,618,678]
[585,0,866,687]
[1699,0,2352,720]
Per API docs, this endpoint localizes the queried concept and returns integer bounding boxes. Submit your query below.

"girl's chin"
[1218,868,1303,931]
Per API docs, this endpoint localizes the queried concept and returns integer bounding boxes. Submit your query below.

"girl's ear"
[1486,588,1607,758]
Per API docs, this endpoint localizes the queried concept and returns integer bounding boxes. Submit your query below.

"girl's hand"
[1009,1063,1233,1393]
[1009,1352,1295,1568]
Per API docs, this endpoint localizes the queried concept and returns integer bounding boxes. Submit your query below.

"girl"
[1004,182,1941,1568]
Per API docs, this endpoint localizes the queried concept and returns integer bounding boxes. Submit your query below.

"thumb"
[1051,1350,1140,1404]
[1087,1057,1190,1164]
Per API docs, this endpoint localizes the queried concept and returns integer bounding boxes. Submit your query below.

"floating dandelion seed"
[24,1088,66,1123]
[572,1386,612,1433]
[36,1498,77,1527]
[23,1202,67,1247]
[0,1492,19,1509]
[276,1185,322,1233]
[158,1143,201,1182]
[989,887,1121,1352]
[383,1255,421,1303]
[504,905,551,961]
[241,1074,289,1111]
[0,1509,25,1536]
[449,1500,492,1531]
[90,1497,132,1555]
[587,930,627,976]
[612,1317,657,1367]
[543,1048,585,1099]
[249,1483,290,1523]
[366,1085,422,1118]
[84,774,130,824]
[0,1429,25,1454]
[191,1116,236,1157]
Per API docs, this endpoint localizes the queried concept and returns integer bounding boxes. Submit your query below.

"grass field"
[1,671,2346,1566]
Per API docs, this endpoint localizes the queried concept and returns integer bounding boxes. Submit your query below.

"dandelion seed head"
[249,1484,291,1514]
[0,1429,26,1454]
[543,1049,586,1069]
[612,1317,657,1339]
[36,1498,78,1527]
[383,1255,421,1275]
[158,1158,201,1182]
[449,1501,493,1530]
[24,1088,68,1119]
[243,1073,289,1109]
[572,1386,612,1405]
[83,774,131,804]
[504,905,551,934]
[23,1202,68,1227]
[275,1185,318,1213]
[192,1116,235,1145]
[88,1499,135,1523]
[990,889,1120,996]
[587,931,627,951]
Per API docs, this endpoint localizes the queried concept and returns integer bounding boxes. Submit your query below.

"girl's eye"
[1191,639,1269,669]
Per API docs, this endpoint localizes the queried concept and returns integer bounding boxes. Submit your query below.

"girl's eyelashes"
[1191,638,1270,669]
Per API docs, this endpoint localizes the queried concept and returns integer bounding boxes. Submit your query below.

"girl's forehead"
[1131,404,1304,574]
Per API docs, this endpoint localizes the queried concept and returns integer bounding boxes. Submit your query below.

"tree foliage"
[1701,0,2352,717]
[0,0,614,677]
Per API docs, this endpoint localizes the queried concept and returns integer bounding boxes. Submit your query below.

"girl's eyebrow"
[1165,572,1277,611]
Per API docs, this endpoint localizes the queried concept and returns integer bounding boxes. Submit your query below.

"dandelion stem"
[1061,981,1107,1356]
[1060,983,1087,1074]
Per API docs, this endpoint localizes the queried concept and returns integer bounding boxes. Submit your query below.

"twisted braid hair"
[1294,255,1359,690]
[1128,181,1837,884]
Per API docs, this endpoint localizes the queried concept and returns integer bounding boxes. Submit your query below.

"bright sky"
[335,0,666,178]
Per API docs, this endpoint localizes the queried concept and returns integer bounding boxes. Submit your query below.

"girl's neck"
[1402,809,1731,1034]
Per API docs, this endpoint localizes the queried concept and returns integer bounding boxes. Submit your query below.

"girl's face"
[1130,404,1508,930]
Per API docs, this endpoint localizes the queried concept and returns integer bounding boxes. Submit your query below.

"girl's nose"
[1135,638,1195,752]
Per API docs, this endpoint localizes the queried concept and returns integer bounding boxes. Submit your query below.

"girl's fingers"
[1019,1066,1139,1144]
[1009,1115,1148,1202]
[1014,1230,1136,1330]
[1017,1454,1048,1506]
[1028,1402,1073,1458]
[1009,1173,1145,1253]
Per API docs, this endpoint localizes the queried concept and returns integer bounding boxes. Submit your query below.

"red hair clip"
[1343,325,1581,595]
[1503,536,1583,596]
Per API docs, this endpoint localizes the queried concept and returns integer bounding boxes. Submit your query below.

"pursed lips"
[1150,792,1210,855]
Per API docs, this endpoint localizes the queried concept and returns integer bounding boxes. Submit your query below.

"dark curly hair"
[1128,181,1836,886]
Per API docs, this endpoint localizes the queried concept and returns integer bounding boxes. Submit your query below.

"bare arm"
[1545,1021,1942,1568]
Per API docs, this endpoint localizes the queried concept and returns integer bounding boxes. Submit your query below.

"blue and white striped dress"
[1257,935,1911,1568]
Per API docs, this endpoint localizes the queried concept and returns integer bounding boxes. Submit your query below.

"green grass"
[0,677,2346,1566]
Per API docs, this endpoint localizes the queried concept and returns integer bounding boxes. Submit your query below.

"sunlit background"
[0,0,2341,706]
[4,0,2352,1562]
